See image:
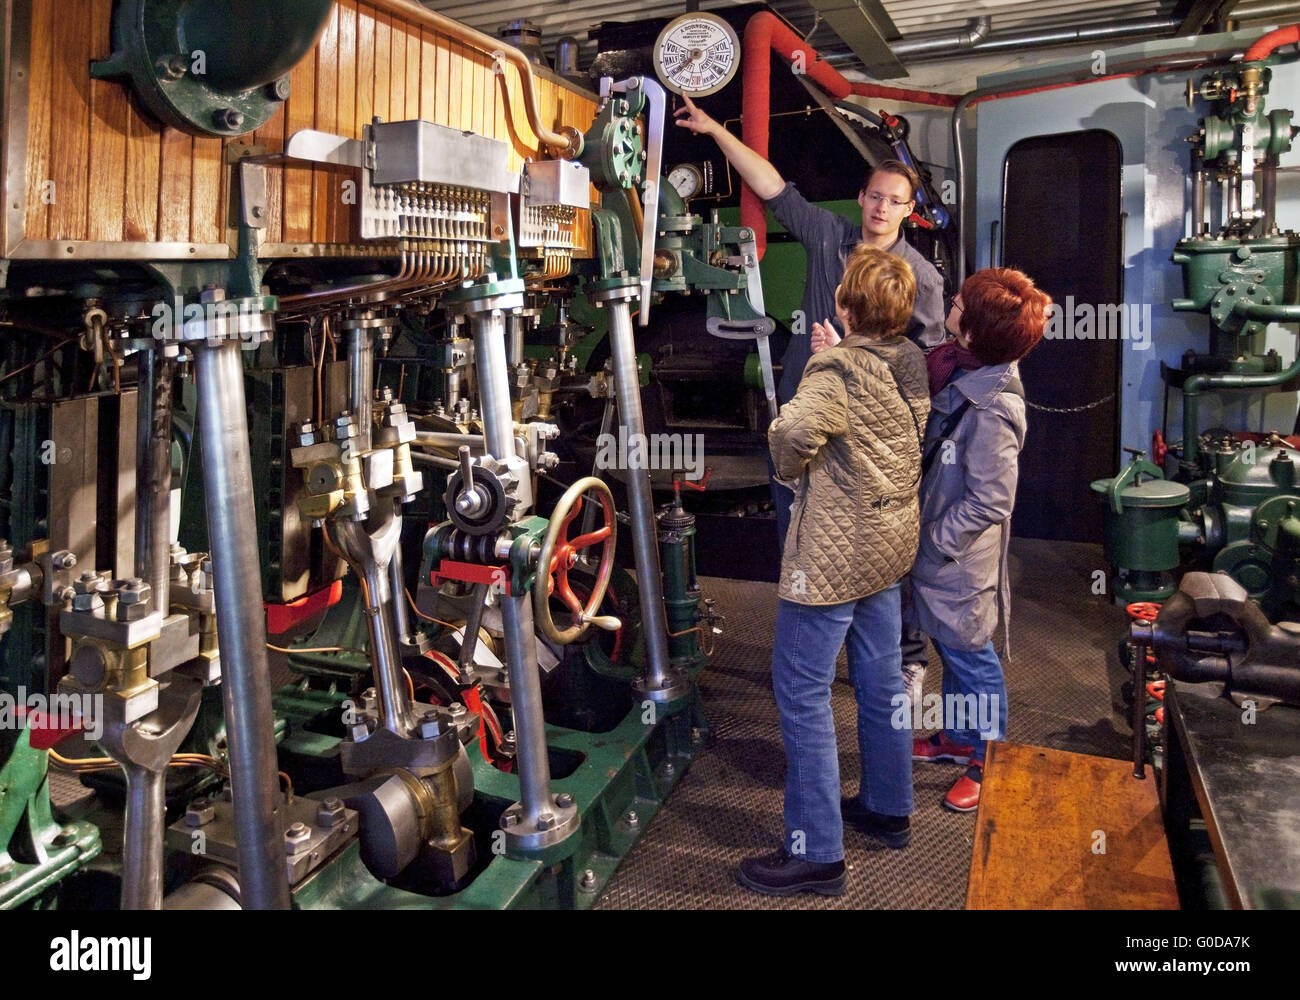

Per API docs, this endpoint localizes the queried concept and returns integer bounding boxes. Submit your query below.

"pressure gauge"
[667,162,713,201]
[653,13,740,98]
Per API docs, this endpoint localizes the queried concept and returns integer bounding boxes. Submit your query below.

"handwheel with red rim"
[534,476,621,645]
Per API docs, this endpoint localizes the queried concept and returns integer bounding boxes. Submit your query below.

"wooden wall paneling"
[47,0,92,241]
[420,29,437,123]
[190,136,223,245]
[336,0,358,244]
[462,49,480,139]
[446,41,463,130]
[405,25,420,122]
[388,17,406,125]
[482,49,497,143]
[157,128,194,243]
[473,50,487,141]
[23,0,55,240]
[253,105,288,245]
[123,105,162,243]
[87,0,126,243]
[312,4,340,245]
[492,57,507,151]
[506,64,530,168]
[434,34,451,129]
[283,24,318,244]
[373,11,391,127]
[357,5,376,136]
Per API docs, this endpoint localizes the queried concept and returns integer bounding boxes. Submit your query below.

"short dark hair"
[836,245,916,339]
[861,159,920,200]
[958,268,1052,365]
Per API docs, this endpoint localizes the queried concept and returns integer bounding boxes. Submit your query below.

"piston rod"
[193,340,291,910]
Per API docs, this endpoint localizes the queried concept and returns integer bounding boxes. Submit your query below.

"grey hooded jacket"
[908,360,1025,652]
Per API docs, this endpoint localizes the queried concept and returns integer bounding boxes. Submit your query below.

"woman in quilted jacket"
[735,245,930,898]
[908,268,1051,814]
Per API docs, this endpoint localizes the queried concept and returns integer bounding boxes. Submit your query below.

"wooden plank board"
[46,0,92,241]
[23,0,56,240]
[283,24,318,244]
[311,3,340,245]
[420,28,437,122]
[156,128,193,243]
[388,15,406,125]
[357,4,376,136]
[123,104,161,243]
[253,105,288,245]
[373,10,391,126]
[966,742,1179,910]
[433,33,451,128]
[446,40,463,130]
[190,136,223,244]
[336,1,359,244]
[405,24,420,122]
[87,0,126,243]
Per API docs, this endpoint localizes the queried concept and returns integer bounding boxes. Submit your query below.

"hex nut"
[348,722,371,743]
[316,797,346,828]
[419,715,444,739]
[555,792,574,809]
[284,821,312,855]
[185,800,216,828]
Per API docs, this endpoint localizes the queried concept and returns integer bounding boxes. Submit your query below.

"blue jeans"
[933,638,1007,762]
[771,584,914,863]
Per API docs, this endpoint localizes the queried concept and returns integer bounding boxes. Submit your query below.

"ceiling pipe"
[1233,2,1300,20]
[820,15,1182,67]
[891,17,991,58]
[949,28,1271,284]
[740,10,959,260]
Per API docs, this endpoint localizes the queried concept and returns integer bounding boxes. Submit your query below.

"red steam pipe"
[1244,24,1300,62]
[740,10,958,259]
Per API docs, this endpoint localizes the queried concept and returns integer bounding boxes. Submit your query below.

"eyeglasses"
[863,191,913,209]
[951,299,964,314]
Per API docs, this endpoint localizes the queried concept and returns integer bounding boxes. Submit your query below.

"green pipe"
[1239,302,1300,322]
[179,0,336,90]
[1183,350,1300,466]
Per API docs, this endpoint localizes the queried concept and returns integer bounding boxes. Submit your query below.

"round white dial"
[668,163,704,200]
[653,13,740,98]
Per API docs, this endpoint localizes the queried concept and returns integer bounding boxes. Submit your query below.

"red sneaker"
[942,761,984,813]
[912,732,975,765]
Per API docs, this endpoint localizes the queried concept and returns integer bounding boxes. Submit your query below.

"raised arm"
[674,94,785,201]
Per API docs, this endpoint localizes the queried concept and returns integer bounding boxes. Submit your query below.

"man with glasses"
[675,95,943,709]
[674,96,944,516]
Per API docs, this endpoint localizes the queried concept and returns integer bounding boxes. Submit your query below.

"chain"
[1026,392,1115,414]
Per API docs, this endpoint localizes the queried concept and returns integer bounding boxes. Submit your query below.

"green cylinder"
[657,500,701,666]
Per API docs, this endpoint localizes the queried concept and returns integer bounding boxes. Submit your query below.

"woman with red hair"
[907,268,1051,813]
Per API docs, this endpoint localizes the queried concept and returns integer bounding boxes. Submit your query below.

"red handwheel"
[534,476,622,645]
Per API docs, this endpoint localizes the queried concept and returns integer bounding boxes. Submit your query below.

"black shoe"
[841,797,911,849]
[735,848,846,897]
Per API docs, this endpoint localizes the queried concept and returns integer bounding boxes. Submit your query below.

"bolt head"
[267,75,291,101]
[216,107,246,131]
[625,811,639,827]
[555,792,574,809]
[536,811,555,831]
[579,868,596,888]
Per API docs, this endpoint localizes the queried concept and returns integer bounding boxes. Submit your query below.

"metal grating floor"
[595,537,1133,909]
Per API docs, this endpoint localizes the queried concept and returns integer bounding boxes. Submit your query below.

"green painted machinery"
[1095,54,1300,616]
